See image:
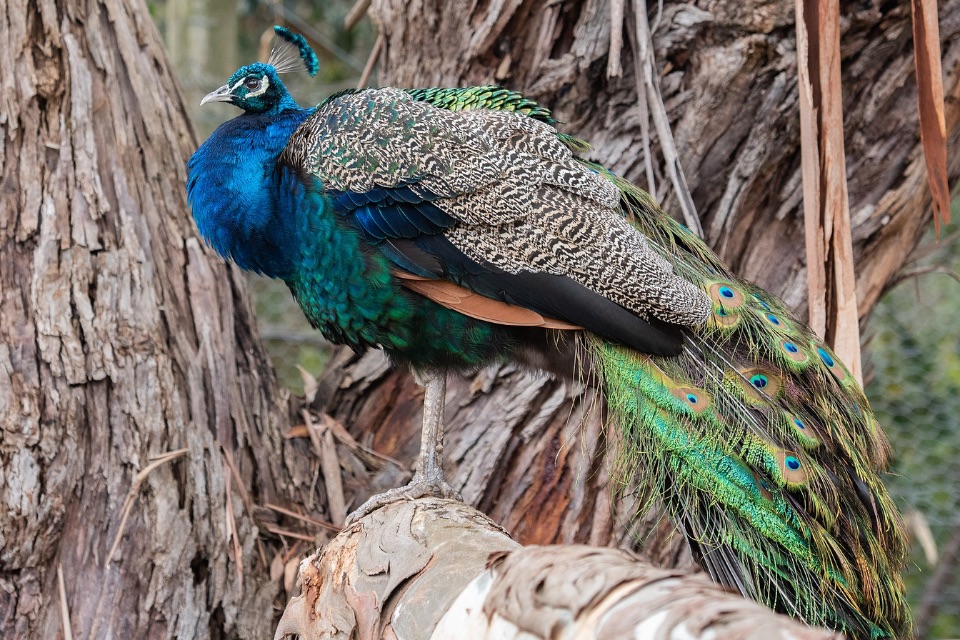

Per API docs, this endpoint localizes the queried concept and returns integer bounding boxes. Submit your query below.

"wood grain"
[278,499,843,640]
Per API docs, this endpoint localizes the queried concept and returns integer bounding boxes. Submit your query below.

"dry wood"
[314,349,693,564]
[324,0,960,558]
[57,564,73,640]
[266,502,340,532]
[275,499,842,640]
[5,1,959,638]
[607,0,625,77]
[631,0,704,236]
[794,0,862,381]
[345,0,373,31]
[105,448,190,565]
[368,0,960,315]
[358,33,385,89]
[795,0,825,337]
[911,0,951,234]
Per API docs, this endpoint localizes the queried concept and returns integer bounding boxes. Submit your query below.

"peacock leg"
[345,368,462,524]
[412,368,449,486]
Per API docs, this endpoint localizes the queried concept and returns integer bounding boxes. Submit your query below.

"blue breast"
[187,108,314,279]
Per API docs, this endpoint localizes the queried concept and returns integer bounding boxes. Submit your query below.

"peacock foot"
[345,473,463,525]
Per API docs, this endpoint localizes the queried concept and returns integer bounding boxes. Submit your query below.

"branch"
[275,499,843,640]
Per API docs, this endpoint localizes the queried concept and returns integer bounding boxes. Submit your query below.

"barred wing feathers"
[280,88,711,332]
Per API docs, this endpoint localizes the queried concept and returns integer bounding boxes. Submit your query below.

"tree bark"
[315,350,688,562]
[0,2,319,638]
[5,1,958,638]
[371,0,960,316]
[316,0,960,551]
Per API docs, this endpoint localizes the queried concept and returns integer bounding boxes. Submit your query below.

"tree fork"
[324,0,960,548]
[3,0,959,637]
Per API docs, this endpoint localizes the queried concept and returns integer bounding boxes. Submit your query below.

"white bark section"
[275,498,843,640]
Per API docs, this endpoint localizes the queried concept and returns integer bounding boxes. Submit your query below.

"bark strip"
[911,0,951,234]
[795,0,862,381]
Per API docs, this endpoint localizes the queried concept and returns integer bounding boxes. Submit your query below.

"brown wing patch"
[394,272,580,330]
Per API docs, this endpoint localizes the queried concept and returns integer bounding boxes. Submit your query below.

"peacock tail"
[587,220,908,637]
[187,38,909,639]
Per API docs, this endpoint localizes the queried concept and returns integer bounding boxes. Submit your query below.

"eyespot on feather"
[751,293,772,311]
[776,449,809,485]
[711,305,742,329]
[670,385,714,414]
[764,312,784,328]
[815,344,851,381]
[752,471,774,500]
[737,367,783,404]
[786,412,821,449]
[781,340,810,365]
[748,299,795,334]
[708,282,746,310]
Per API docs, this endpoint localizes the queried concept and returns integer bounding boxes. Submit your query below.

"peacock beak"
[200,84,234,106]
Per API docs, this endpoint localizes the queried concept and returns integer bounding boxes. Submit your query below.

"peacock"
[187,26,909,639]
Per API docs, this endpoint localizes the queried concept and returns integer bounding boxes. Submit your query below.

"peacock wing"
[281,88,711,349]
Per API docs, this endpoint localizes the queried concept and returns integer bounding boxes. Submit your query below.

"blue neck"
[187,107,313,279]
[258,92,301,116]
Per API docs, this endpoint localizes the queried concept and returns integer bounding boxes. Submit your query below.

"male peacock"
[187,26,909,639]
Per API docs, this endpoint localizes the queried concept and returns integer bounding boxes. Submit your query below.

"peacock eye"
[244,77,262,91]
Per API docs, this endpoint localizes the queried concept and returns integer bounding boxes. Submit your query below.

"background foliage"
[865,219,960,638]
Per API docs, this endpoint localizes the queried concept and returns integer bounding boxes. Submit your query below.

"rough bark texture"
[277,498,843,640]
[317,350,688,565]
[314,0,960,553]
[0,2,322,638]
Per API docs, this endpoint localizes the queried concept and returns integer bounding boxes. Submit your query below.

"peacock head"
[200,26,319,115]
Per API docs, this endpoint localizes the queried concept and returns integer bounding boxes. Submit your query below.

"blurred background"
[151,1,959,635]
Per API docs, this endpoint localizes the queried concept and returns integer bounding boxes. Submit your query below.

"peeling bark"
[314,351,688,563]
[5,0,958,637]
[277,499,842,640]
[370,0,960,316]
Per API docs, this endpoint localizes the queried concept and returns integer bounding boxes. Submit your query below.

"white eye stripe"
[229,75,271,98]
[245,75,270,98]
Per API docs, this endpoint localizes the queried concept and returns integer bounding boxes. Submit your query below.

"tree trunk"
[317,0,960,551]
[0,2,316,638]
[372,0,960,315]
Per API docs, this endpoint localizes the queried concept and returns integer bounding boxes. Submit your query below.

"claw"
[345,474,462,524]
